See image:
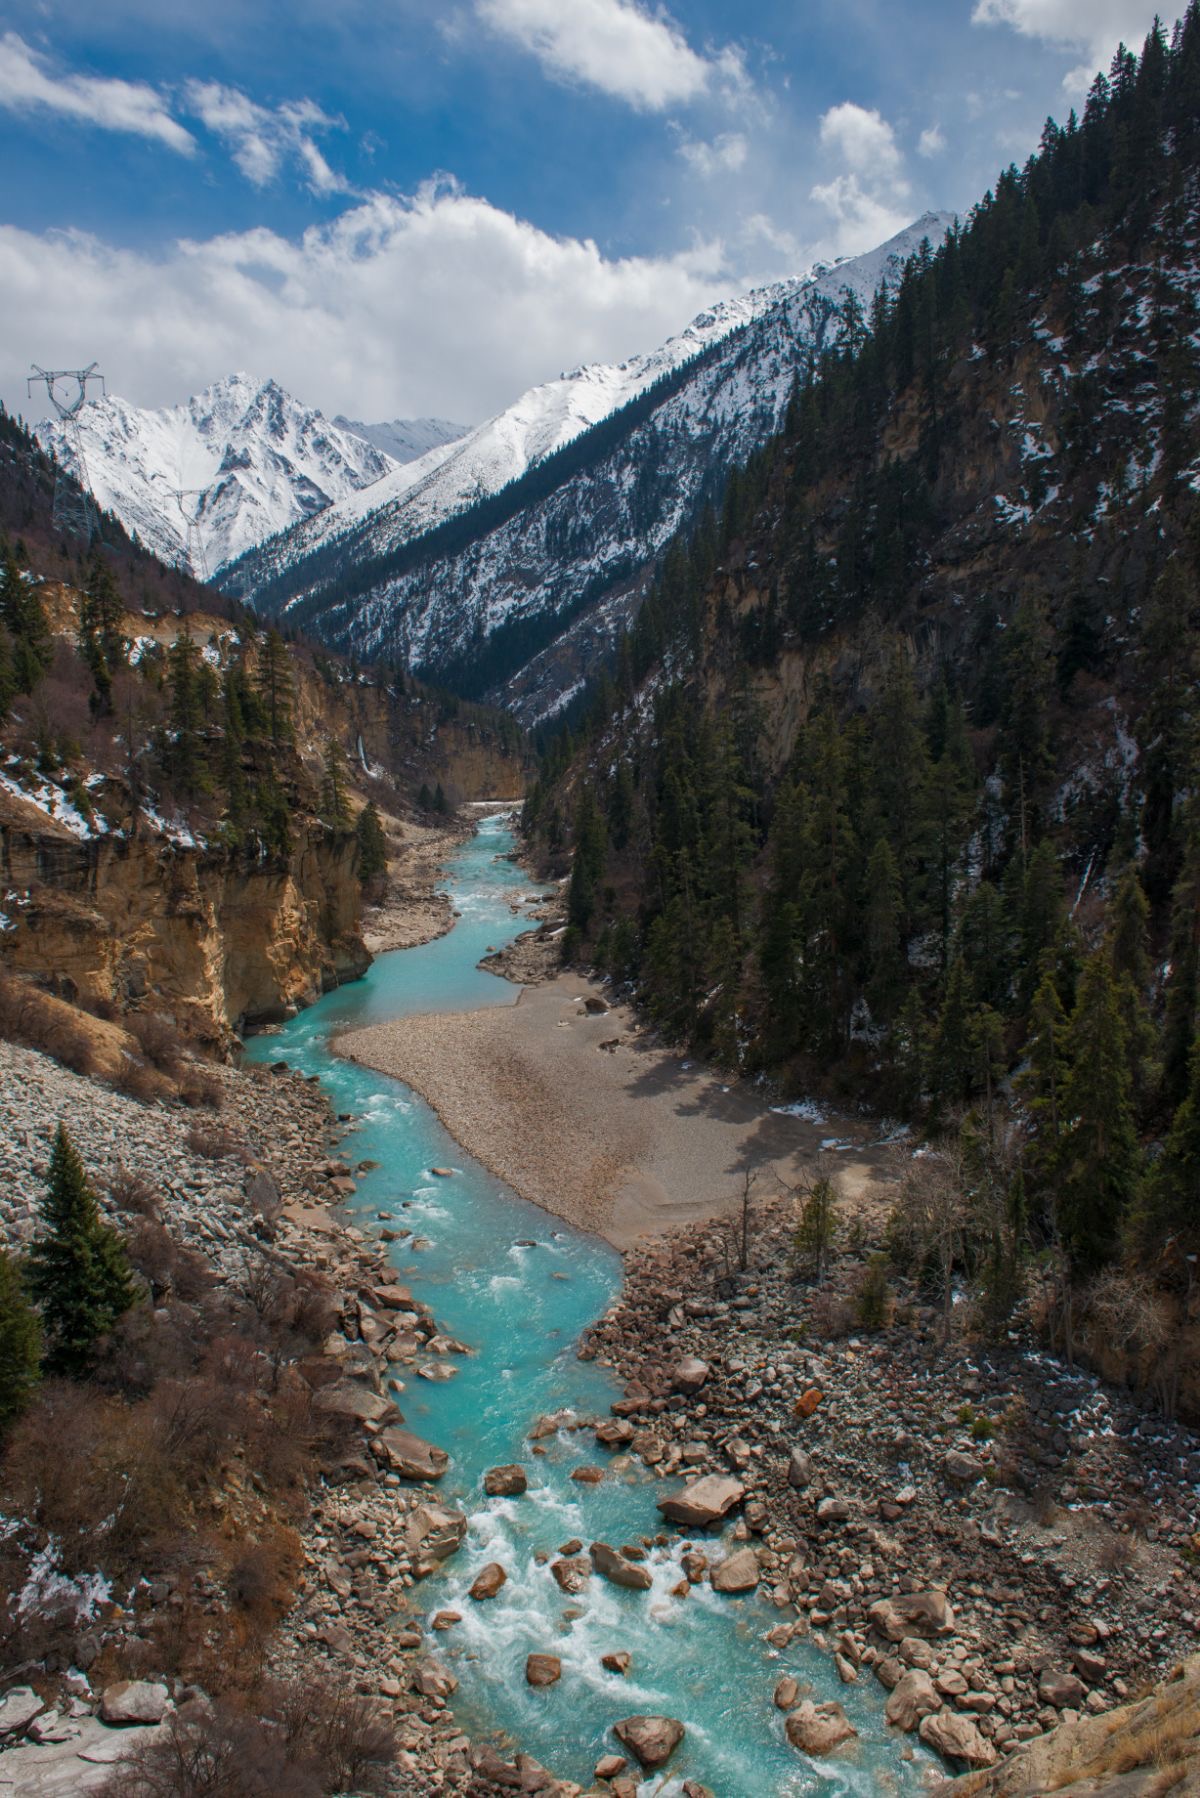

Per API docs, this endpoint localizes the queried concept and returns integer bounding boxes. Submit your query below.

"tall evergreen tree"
[0,1249,40,1431]
[321,739,351,829]
[0,539,52,694]
[26,1125,137,1377]
[1059,954,1139,1270]
[356,800,388,881]
[255,629,294,746]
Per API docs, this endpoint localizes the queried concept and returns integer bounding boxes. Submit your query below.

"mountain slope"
[225,215,955,719]
[36,373,396,579]
[333,414,470,464]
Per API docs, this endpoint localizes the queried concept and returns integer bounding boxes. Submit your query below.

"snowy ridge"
[333,415,471,465]
[232,213,955,719]
[36,374,398,578]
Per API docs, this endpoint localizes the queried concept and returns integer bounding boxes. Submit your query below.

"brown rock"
[592,1542,654,1591]
[411,1658,457,1700]
[551,1556,592,1594]
[602,1652,632,1676]
[373,1426,449,1481]
[468,1562,507,1600]
[774,1676,800,1711]
[885,1669,940,1732]
[672,1356,710,1394]
[918,1707,996,1767]
[785,1700,857,1756]
[613,1715,685,1770]
[526,1654,562,1687]
[869,1590,956,1642]
[794,1388,823,1419]
[658,1474,745,1529]
[1039,1669,1087,1708]
[710,1547,759,1593]
[595,1754,628,1779]
[483,1464,528,1497]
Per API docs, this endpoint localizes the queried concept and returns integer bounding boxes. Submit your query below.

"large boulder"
[312,1379,396,1426]
[483,1464,528,1497]
[613,1715,685,1770]
[411,1658,458,1700]
[785,1700,857,1756]
[1039,1668,1087,1708]
[98,1682,170,1726]
[591,1542,653,1591]
[551,1555,592,1594]
[373,1426,449,1481]
[918,1707,996,1767]
[942,1449,984,1486]
[658,1474,745,1529]
[526,1654,562,1687]
[710,1548,759,1594]
[468,1562,507,1600]
[885,1669,940,1732]
[0,1688,45,1738]
[672,1356,710,1394]
[787,1448,813,1489]
[869,1590,956,1642]
[405,1503,467,1568]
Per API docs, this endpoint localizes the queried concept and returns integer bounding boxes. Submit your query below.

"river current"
[245,811,932,1796]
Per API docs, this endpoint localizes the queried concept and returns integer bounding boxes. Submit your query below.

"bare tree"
[895,1150,970,1343]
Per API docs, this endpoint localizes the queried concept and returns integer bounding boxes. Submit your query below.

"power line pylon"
[171,488,210,584]
[27,363,106,545]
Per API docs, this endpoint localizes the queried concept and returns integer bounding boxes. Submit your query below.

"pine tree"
[80,556,127,711]
[1016,966,1068,1195]
[863,837,904,1016]
[166,633,206,799]
[0,538,52,694]
[356,801,388,881]
[26,1124,137,1377]
[321,739,351,830]
[1059,954,1139,1271]
[255,629,294,746]
[0,1249,40,1430]
[1135,1032,1200,1251]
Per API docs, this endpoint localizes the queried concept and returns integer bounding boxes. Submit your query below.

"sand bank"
[337,973,904,1247]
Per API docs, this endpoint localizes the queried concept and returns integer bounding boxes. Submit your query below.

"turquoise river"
[245,811,934,1797]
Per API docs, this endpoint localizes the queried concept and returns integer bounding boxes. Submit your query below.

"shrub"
[855,1254,892,1330]
[178,1068,223,1110]
[127,1011,186,1074]
[0,974,98,1076]
[113,1055,167,1104]
[185,1124,247,1162]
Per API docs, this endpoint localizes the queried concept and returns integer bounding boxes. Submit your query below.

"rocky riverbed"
[567,1187,1200,1782]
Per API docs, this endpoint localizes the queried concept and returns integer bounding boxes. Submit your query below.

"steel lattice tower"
[171,488,210,584]
[27,363,105,545]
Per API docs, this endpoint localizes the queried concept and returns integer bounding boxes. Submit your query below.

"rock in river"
[657,1474,744,1529]
[885,1669,940,1731]
[373,1426,449,1481]
[710,1547,760,1593]
[468,1562,507,1600]
[483,1464,528,1497]
[613,1715,685,1770]
[591,1541,654,1591]
[785,1700,857,1756]
[405,1503,467,1567]
[918,1707,996,1767]
[526,1654,562,1687]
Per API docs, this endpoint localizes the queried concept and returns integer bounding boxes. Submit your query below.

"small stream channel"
[245,811,933,1796]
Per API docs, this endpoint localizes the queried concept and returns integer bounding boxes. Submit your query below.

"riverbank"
[338,975,906,1248]
[360,812,473,956]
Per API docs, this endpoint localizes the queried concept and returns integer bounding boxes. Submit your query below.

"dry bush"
[127,1011,186,1074]
[101,1678,396,1798]
[113,1054,168,1104]
[0,973,99,1075]
[108,1164,162,1219]
[225,1526,299,1626]
[178,1067,223,1110]
[809,1289,853,1339]
[185,1123,248,1162]
[123,1221,213,1307]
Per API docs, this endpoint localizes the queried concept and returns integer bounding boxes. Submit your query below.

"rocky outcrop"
[0,798,368,1043]
[612,1715,684,1770]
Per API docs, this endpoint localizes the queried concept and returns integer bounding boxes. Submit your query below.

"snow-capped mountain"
[36,374,397,578]
[333,415,470,465]
[227,214,955,721]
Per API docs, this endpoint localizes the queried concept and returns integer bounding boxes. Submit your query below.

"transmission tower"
[171,488,211,584]
[27,363,105,545]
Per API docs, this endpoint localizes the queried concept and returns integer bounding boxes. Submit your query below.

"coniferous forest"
[527,10,1200,1314]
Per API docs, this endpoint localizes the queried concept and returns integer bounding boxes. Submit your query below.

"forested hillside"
[527,12,1200,1321]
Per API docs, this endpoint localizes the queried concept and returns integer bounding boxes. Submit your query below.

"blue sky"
[0,0,1169,423]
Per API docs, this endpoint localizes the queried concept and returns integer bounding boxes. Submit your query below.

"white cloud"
[183,82,351,194]
[0,31,194,154]
[818,102,904,176]
[811,103,912,259]
[474,0,735,111]
[0,183,744,424]
[678,131,748,176]
[972,1,1164,93]
[918,124,947,158]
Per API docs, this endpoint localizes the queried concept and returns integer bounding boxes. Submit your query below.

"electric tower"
[27,363,105,545]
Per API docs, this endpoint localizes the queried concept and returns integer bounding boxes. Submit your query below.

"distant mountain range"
[34,375,466,578]
[223,213,954,720]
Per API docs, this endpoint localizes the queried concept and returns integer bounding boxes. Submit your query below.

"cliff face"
[0,791,367,1042]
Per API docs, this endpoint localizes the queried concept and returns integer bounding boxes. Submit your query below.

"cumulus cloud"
[183,82,351,194]
[810,103,912,259]
[678,131,748,176]
[972,0,1165,93]
[0,31,194,153]
[1,183,743,423]
[474,0,739,111]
